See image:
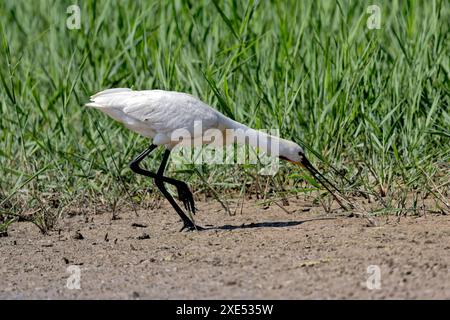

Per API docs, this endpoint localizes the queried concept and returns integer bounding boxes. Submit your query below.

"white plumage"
[86,88,302,157]
[86,88,230,149]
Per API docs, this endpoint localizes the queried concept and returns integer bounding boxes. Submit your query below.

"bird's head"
[278,139,306,165]
[277,139,350,211]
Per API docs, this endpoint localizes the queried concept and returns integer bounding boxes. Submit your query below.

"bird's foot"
[179,221,205,232]
[176,182,197,215]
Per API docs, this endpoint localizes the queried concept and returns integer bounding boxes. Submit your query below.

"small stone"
[132,223,148,228]
[137,233,150,240]
[73,230,84,240]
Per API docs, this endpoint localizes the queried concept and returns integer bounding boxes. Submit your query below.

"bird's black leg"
[154,150,203,231]
[155,150,197,217]
[129,145,202,231]
[130,144,195,212]
[129,144,159,175]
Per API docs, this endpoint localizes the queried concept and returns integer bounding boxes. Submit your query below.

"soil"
[1,197,449,299]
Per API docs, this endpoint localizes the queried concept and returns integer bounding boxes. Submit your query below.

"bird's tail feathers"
[84,102,103,108]
[85,88,133,108]
[90,88,132,99]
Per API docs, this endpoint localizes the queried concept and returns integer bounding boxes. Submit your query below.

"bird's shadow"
[203,217,335,231]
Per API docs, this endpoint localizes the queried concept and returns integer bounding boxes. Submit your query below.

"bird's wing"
[86,88,221,139]
[89,89,221,138]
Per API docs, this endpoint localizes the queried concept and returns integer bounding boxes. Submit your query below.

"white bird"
[86,88,349,231]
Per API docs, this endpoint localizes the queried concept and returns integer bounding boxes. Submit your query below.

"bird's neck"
[221,116,284,156]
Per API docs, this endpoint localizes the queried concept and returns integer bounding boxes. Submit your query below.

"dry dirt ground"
[1,198,449,299]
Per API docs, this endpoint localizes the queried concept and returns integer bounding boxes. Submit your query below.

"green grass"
[1,0,449,232]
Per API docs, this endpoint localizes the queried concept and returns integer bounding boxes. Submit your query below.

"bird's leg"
[129,145,195,213]
[129,145,202,231]
[129,144,159,176]
[154,150,202,231]
[155,151,197,216]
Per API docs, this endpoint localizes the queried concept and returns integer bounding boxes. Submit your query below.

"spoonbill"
[86,88,349,231]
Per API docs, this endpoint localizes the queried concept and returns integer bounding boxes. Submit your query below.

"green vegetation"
[1,0,449,233]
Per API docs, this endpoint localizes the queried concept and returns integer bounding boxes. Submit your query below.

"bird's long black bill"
[300,157,353,211]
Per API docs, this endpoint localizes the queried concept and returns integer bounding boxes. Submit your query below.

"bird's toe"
[177,184,196,215]
[179,222,204,232]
